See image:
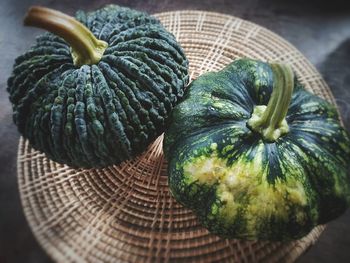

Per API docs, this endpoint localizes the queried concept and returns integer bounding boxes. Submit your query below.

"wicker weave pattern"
[17,11,332,263]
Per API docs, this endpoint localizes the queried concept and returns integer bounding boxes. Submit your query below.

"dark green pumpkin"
[164,58,350,240]
[7,5,188,168]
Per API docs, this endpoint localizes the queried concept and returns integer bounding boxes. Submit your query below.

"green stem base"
[24,6,108,67]
[248,105,289,142]
[246,63,294,142]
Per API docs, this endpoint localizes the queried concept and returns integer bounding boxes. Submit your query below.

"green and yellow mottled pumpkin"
[7,5,188,168]
[164,58,350,240]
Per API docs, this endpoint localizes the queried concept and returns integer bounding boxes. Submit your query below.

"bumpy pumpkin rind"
[164,58,350,240]
[8,5,189,168]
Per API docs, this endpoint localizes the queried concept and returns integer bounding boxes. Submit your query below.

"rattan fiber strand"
[17,10,333,263]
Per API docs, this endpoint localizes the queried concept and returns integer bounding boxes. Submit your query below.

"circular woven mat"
[17,10,333,263]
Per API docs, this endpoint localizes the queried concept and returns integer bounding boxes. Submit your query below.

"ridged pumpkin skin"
[8,5,189,168]
[164,59,350,240]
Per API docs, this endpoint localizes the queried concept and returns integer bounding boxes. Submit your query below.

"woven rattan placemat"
[17,10,332,263]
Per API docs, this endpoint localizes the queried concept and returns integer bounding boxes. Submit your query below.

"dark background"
[1,0,350,262]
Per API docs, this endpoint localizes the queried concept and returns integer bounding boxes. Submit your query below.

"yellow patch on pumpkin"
[183,146,309,235]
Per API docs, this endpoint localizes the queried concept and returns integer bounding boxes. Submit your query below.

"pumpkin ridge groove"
[105,20,159,42]
[107,50,177,91]
[14,47,70,66]
[98,62,154,143]
[124,56,173,112]
[33,40,70,50]
[35,32,68,45]
[15,65,72,134]
[74,66,97,163]
[109,37,186,65]
[49,70,73,162]
[108,25,186,56]
[82,66,110,166]
[105,45,187,81]
[62,70,88,166]
[102,55,167,104]
[10,60,69,105]
[91,65,132,159]
[89,66,121,164]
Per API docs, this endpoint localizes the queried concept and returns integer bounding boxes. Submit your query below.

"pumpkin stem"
[24,6,108,66]
[247,63,294,142]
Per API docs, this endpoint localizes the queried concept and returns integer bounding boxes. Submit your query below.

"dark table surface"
[1,0,350,262]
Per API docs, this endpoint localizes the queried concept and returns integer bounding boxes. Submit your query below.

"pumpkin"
[7,5,188,168]
[163,58,350,240]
